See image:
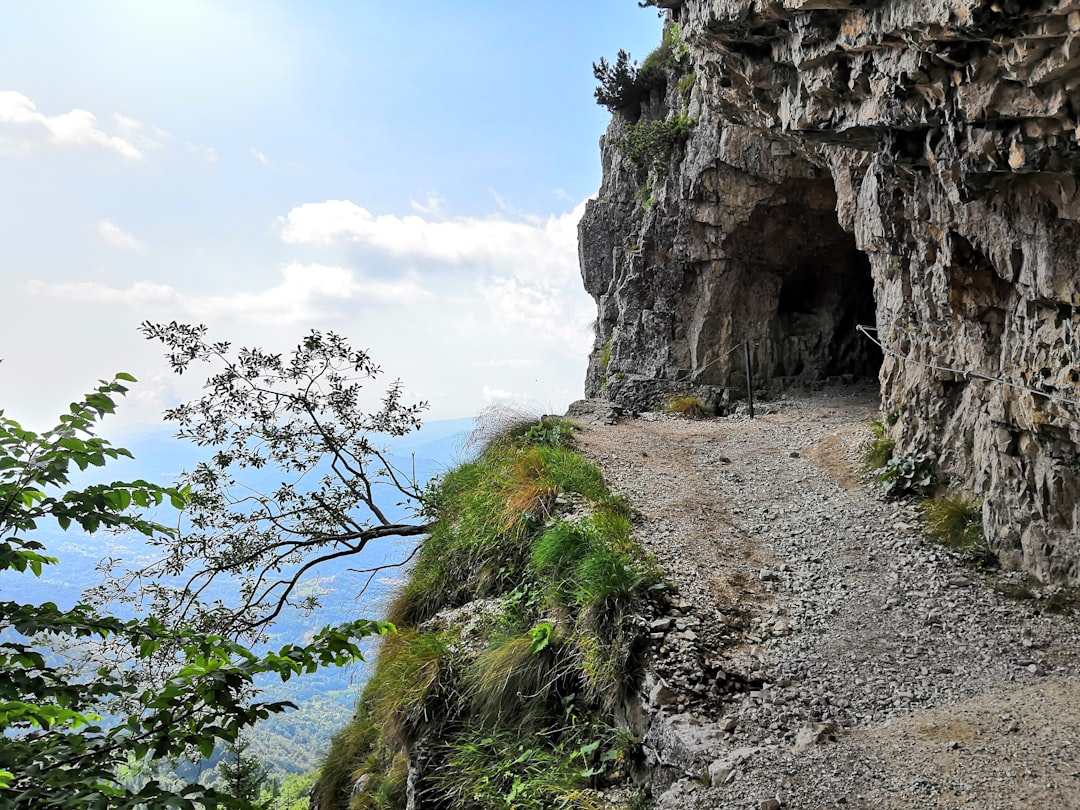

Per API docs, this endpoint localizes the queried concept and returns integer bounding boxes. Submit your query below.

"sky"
[0,1,663,433]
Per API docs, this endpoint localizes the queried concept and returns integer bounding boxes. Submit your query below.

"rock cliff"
[580,0,1080,583]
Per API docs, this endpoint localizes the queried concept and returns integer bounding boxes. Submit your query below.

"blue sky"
[0,1,662,430]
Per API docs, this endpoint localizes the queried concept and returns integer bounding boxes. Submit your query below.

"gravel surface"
[567,387,1080,810]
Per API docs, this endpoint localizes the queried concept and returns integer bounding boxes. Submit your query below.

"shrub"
[877,451,935,498]
[664,394,712,419]
[615,115,696,176]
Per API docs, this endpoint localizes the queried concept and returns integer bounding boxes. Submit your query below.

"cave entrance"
[721,180,882,387]
[766,237,880,381]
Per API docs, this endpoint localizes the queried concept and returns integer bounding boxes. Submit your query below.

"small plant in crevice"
[664,395,712,419]
[598,341,612,372]
[615,115,696,177]
[877,451,936,498]
[862,419,896,470]
[677,71,696,99]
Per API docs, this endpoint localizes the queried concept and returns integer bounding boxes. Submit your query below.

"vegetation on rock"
[313,416,659,809]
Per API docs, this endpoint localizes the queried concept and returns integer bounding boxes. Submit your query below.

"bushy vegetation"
[615,115,696,177]
[921,492,983,550]
[861,417,936,499]
[0,378,388,809]
[862,419,896,470]
[877,451,936,498]
[592,49,666,119]
[315,420,659,809]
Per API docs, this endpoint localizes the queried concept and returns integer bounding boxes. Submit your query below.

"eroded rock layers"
[580,0,1080,581]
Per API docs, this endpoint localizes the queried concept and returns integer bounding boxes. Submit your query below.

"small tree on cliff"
[92,322,432,644]
[593,49,665,120]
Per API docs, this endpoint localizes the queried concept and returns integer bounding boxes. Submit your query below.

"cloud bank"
[0,91,163,160]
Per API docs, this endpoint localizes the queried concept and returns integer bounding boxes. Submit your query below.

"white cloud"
[113,114,168,156]
[24,279,177,304]
[0,91,161,160]
[186,142,218,163]
[96,219,143,251]
[24,262,430,324]
[479,276,593,355]
[251,148,269,165]
[279,198,585,286]
[409,192,445,217]
[482,386,519,403]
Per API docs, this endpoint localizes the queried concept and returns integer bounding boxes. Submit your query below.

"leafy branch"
[0,378,390,807]
[90,323,432,644]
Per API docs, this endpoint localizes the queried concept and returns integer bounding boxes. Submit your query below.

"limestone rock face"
[580,0,1080,581]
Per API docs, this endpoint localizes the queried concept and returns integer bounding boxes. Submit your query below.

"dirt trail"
[568,388,1080,810]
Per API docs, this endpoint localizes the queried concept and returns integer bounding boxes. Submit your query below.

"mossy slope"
[312,418,659,810]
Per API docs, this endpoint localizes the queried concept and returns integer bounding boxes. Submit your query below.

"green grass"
[466,630,571,729]
[365,629,456,747]
[922,492,983,549]
[862,419,895,470]
[317,420,659,807]
[432,727,611,810]
[921,491,998,569]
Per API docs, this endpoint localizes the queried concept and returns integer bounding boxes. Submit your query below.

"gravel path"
[567,387,1080,810]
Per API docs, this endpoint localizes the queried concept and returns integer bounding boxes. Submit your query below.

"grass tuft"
[862,419,895,470]
[921,491,990,565]
[365,629,455,747]
[467,631,570,729]
[664,395,712,419]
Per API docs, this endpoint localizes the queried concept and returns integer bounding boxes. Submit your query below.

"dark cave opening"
[768,239,881,381]
[717,185,882,385]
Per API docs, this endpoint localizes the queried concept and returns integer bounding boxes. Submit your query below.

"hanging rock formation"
[580,0,1080,582]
